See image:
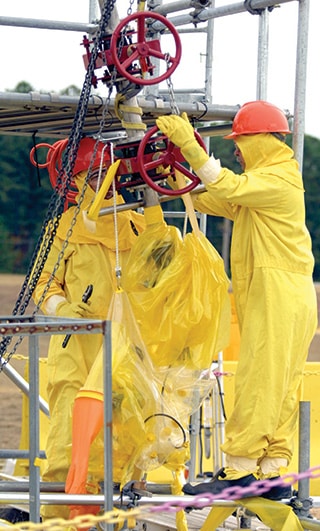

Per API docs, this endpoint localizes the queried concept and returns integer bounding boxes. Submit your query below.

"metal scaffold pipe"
[149,0,294,31]
[0,16,97,32]
[149,0,211,15]
[0,492,239,507]
[293,0,310,169]
[0,1,295,34]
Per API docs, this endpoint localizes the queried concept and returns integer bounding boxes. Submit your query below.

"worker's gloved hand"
[55,300,91,318]
[156,112,209,171]
[156,112,194,148]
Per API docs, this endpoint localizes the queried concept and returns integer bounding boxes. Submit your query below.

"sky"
[0,0,319,139]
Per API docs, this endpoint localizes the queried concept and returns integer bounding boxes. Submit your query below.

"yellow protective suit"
[193,133,318,466]
[33,173,145,520]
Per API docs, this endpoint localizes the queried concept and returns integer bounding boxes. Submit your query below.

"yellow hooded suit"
[33,173,145,520]
[194,133,317,467]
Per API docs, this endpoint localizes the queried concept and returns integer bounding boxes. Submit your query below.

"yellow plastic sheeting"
[122,222,231,369]
[122,220,231,424]
[201,497,303,531]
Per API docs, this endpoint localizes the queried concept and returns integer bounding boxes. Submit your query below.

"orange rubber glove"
[65,396,104,518]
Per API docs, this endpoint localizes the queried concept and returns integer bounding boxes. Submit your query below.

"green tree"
[6,81,34,93]
[303,135,320,279]
[0,219,14,271]
[0,134,52,273]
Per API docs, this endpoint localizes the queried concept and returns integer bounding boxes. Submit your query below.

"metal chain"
[29,0,120,310]
[165,53,180,115]
[0,0,118,369]
[127,0,135,16]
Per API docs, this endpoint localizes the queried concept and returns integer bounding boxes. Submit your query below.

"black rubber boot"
[182,468,259,498]
[261,476,292,500]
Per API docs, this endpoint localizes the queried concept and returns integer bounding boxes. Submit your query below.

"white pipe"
[293,0,310,169]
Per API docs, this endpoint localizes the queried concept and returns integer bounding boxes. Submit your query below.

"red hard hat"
[72,137,110,176]
[30,137,109,178]
[224,101,291,139]
[30,137,110,205]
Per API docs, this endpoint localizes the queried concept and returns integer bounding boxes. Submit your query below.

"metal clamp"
[244,0,276,15]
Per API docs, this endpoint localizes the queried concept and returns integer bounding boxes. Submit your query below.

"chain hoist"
[0,0,119,370]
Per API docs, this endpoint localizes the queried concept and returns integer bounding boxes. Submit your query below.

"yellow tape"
[121,120,146,130]
[87,160,121,221]
[175,171,201,237]
[119,105,143,115]
[138,1,146,11]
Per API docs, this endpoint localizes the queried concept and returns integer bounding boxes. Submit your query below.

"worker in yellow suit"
[156,101,318,500]
[33,137,146,521]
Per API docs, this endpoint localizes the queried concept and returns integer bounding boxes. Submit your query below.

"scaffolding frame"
[0,1,315,528]
[0,315,113,525]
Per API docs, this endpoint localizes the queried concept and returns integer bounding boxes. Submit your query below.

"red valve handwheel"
[110,11,182,86]
[137,125,206,196]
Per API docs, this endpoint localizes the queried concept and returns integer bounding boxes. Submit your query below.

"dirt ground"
[0,275,31,452]
[0,275,50,453]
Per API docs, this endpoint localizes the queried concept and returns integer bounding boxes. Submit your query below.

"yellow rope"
[0,506,147,531]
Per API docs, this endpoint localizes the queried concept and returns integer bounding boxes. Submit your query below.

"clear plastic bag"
[74,290,191,487]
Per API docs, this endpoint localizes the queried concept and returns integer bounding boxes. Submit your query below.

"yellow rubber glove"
[156,112,209,171]
[55,300,91,318]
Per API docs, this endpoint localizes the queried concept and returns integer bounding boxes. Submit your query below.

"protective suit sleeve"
[156,113,210,171]
[193,187,236,220]
[32,236,67,312]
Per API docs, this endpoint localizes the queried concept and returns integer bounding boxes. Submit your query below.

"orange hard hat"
[224,101,291,139]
